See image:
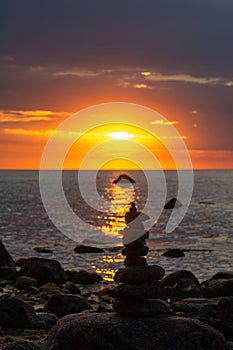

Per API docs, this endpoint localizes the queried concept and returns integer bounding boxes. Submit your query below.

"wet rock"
[114,265,165,283]
[73,270,103,285]
[36,312,58,329]
[74,245,104,253]
[0,297,39,330]
[113,281,166,300]
[212,272,233,280]
[162,249,185,258]
[113,298,171,316]
[170,278,203,303]
[15,276,38,290]
[122,245,149,257]
[33,247,53,254]
[44,294,92,318]
[164,198,182,209]
[201,278,233,297]
[162,270,200,287]
[124,256,148,267]
[0,240,15,267]
[42,312,226,350]
[18,257,65,286]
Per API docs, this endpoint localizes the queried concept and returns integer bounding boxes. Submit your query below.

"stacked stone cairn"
[112,230,171,316]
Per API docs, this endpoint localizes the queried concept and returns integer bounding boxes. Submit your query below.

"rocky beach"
[1,239,233,350]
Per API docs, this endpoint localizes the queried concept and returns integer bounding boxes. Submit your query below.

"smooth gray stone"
[124,256,148,267]
[114,265,165,283]
[122,245,149,257]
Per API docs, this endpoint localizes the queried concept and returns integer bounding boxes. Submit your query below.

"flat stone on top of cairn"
[112,202,170,316]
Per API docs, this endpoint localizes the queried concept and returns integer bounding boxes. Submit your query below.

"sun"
[106,131,134,140]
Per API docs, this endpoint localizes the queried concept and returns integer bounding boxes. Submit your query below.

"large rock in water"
[38,312,226,350]
[0,239,15,267]
[18,257,65,286]
[0,297,39,330]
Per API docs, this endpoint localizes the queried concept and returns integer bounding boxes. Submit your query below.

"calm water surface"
[0,170,232,282]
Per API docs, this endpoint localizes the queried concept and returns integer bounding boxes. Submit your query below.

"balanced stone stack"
[112,232,171,316]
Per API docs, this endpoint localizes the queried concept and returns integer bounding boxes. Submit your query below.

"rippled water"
[0,170,232,282]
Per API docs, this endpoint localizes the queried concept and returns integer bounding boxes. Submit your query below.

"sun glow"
[107,131,134,140]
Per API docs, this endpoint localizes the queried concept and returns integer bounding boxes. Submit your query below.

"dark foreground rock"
[5,341,41,350]
[18,258,65,286]
[30,312,226,350]
[0,297,39,330]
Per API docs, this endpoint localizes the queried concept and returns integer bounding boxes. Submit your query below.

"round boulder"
[18,257,65,286]
[0,297,39,330]
[42,312,226,350]
[44,294,92,318]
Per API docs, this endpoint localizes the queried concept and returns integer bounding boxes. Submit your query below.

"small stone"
[113,281,166,300]
[36,312,58,329]
[122,245,149,257]
[162,249,185,258]
[0,267,16,280]
[44,294,92,318]
[15,276,38,290]
[164,198,182,209]
[97,302,114,313]
[170,278,203,303]
[124,257,148,267]
[114,265,165,283]
[113,298,171,316]
[33,247,53,254]
[73,270,103,285]
[162,270,200,287]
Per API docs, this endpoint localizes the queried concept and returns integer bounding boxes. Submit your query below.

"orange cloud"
[0,110,71,123]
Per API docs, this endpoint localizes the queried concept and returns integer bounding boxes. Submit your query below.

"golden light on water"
[97,181,135,237]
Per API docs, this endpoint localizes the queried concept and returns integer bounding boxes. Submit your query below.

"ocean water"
[0,170,232,283]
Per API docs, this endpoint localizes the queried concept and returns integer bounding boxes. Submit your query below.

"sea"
[0,170,232,283]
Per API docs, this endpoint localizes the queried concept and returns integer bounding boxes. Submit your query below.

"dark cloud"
[1,0,233,75]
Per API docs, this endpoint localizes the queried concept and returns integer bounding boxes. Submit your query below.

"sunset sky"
[0,0,232,169]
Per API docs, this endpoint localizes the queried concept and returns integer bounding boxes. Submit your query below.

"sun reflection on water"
[97,181,136,238]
